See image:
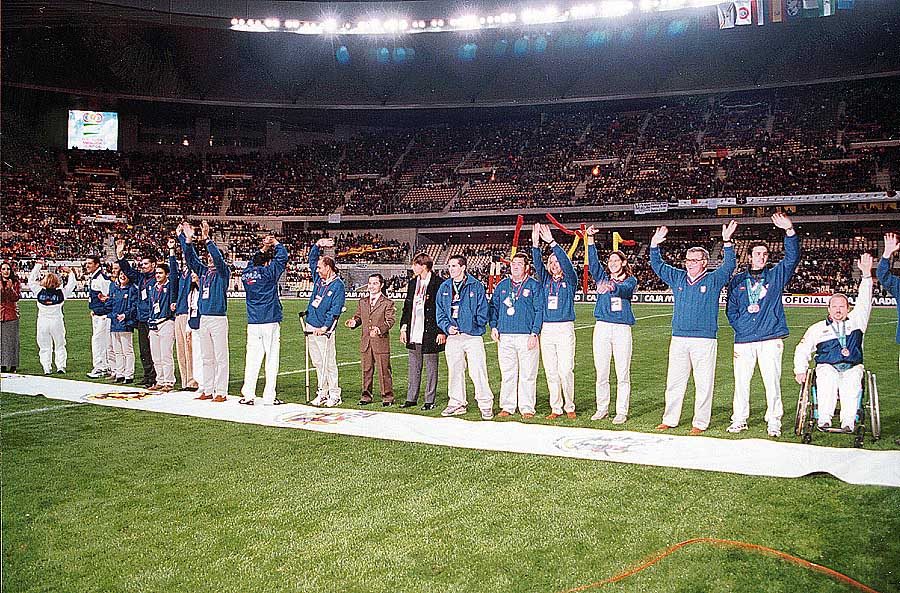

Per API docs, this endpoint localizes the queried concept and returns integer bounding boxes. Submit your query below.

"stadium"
[2,0,900,591]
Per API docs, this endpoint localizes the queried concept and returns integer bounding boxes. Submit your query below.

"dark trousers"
[137,321,156,386]
[406,343,439,404]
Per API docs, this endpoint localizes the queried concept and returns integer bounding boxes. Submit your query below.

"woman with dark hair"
[1,261,22,372]
[108,270,139,383]
[27,260,77,374]
[147,253,178,392]
[586,226,638,425]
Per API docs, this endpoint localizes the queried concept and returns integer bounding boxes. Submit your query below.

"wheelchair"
[794,367,881,448]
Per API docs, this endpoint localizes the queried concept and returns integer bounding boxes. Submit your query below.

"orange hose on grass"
[558,538,881,593]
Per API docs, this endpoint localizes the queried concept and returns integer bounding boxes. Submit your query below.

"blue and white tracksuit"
[532,244,579,415]
[147,257,178,387]
[108,281,138,380]
[241,243,289,403]
[87,268,113,373]
[489,276,543,415]
[588,243,637,419]
[725,234,800,430]
[794,277,873,430]
[28,263,77,373]
[307,244,346,401]
[436,273,494,414]
[651,244,736,430]
[181,234,230,397]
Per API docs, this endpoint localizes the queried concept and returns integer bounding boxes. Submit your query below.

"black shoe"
[238,398,254,406]
[401,401,418,408]
[382,401,394,407]
[57,369,66,374]
[358,400,372,406]
[422,403,436,410]
[123,378,134,384]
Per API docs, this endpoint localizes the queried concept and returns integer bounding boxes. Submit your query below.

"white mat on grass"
[2,373,898,488]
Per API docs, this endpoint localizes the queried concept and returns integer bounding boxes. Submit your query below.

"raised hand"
[531,222,541,247]
[722,220,738,242]
[538,224,554,244]
[167,238,176,250]
[772,212,793,231]
[181,222,195,241]
[316,237,335,248]
[200,221,211,241]
[858,252,874,277]
[115,238,126,258]
[650,226,668,247]
[884,233,899,259]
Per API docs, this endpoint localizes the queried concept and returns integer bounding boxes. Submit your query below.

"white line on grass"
[276,311,675,376]
[1,403,84,419]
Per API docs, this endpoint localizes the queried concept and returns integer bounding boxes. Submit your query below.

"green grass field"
[3,299,899,593]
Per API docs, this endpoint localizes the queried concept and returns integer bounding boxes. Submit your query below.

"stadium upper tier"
[3,78,899,221]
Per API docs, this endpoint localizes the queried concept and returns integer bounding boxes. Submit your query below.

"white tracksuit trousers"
[242,322,281,404]
[110,331,135,379]
[540,321,576,414]
[592,320,633,418]
[662,336,717,430]
[445,333,494,413]
[37,316,67,373]
[196,316,229,396]
[90,313,112,372]
[731,338,784,428]
[149,319,176,386]
[308,332,341,398]
[815,363,865,430]
[497,333,539,415]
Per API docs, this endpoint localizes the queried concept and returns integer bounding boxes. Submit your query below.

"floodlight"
[231,18,239,26]
[264,18,281,28]
[322,18,338,32]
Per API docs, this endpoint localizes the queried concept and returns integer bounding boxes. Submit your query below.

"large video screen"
[68,110,118,151]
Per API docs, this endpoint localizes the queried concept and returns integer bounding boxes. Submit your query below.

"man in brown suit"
[346,273,395,406]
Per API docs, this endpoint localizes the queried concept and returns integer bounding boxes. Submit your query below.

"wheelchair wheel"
[795,369,814,444]
[868,372,881,441]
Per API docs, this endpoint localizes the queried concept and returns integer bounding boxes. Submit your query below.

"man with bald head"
[793,253,874,432]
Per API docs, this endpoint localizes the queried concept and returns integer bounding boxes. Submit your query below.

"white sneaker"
[310,393,328,406]
[612,414,627,425]
[481,410,494,420]
[324,395,342,408]
[86,369,107,379]
[767,426,782,438]
[726,422,748,434]
[590,411,608,421]
[441,405,467,417]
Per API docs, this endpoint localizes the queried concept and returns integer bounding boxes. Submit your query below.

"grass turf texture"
[3,300,899,592]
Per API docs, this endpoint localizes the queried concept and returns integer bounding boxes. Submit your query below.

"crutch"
[298,311,311,403]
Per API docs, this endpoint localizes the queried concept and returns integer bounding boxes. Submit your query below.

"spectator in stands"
[179,221,230,402]
[84,255,113,379]
[346,273,396,406]
[307,238,346,408]
[652,220,737,434]
[1,261,21,372]
[726,213,799,439]
[877,232,900,386]
[107,269,138,384]
[586,227,638,425]
[436,255,495,420]
[532,224,579,420]
[147,246,178,392]
[399,253,446,410]
[116,240,158,388]
[28,261,77,374]
[239,235,289,406]
[489,253,542,419]
[794,254,874,432]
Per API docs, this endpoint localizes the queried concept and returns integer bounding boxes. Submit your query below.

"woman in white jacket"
[28,261,77,374]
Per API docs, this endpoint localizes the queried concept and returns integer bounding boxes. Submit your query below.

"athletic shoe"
[56,369,66,374]
[612,414,628,425]
[87,370,107,379]
[590,412,608,421]
[767,427,782,438]
[324,395,342,407]
[212,395,227,403]
[238,398,254,406]
[310,393,328,406]
[841,425,854,433]
[400,401,417,408]
[566,412,577,419]
[422,403,436,411]
[441,405,467,417]
[122,377,134,384]
[382,401,394,407]
[726,422,748,434]
[480,410,494,420]
[689,427,705,435]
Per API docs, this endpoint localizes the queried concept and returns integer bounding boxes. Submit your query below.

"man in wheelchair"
[793,253,874,433]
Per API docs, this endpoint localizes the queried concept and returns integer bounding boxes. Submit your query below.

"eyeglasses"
[684,258,707,263]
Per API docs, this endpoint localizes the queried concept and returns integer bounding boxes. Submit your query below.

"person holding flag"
[586,226,637,425]
[532,223,579,419]
[489,253,543,419]
[725,212,799,438]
